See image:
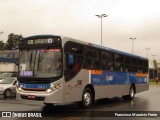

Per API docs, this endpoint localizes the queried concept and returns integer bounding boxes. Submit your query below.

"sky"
[0,0,160,66]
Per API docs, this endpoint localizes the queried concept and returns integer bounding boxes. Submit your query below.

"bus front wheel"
[79,87,93,108]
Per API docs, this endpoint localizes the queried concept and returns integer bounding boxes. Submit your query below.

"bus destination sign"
[20,37,62,47]
[28,38,53,45]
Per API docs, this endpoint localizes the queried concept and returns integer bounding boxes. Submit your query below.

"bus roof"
[89,43,147,60]
[21,34,61,40]
[21,34,148,60]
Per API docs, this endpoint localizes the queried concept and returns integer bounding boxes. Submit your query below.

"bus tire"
[122,85,135,100]
[128,85,135,100]
[79,87,93,109]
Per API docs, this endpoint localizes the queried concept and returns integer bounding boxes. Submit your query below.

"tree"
[0,41,5,50]
[5,33,23,50]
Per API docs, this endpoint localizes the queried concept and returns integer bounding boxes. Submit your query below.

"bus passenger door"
[64,42,83,103]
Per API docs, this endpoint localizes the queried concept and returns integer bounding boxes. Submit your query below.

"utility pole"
[129,38,136,54]
[95,14,108,46]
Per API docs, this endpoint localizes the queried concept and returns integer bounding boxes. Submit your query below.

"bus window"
[102,51,114,71]
[65,54,82,81]
[114,54,124,71]
[131,58,137,72]
[84,48,100,70]
[142,60,148,73]
[124,56,131,72]
[138,59,143,66]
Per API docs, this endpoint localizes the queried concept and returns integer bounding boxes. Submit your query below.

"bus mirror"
[68,54,74,65]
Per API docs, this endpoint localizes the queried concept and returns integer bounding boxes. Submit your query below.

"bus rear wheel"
[122,85,135,100]
[128,85,135,100]
[79,87,93,108]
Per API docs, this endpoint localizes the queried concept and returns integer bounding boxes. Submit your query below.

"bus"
[16,35,149,108]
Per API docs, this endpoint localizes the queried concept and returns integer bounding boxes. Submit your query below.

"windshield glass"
[0,73,15,79]
[0,78,15,84]
[19,50,35,71]
[19,48,62,78]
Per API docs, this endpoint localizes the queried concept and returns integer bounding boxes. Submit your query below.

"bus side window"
[102,51,114,71]
[84,47,100,70]
[131,58,138,72]
[65,54,82,81]
[86,59,92,69]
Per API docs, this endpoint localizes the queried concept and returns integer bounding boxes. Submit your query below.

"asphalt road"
[0,85,160,120]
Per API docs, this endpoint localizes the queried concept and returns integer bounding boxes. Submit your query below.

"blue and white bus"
[16,35,149,108]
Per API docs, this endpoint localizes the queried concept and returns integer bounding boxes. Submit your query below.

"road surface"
[0,85,160,120]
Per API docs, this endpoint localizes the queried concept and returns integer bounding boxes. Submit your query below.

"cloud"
[0,0,160,63]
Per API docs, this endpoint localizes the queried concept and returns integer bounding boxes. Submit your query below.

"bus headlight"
[46,83,62,93]
[17,87,24,92]
[46,89,52,93]
[46,83,55,93]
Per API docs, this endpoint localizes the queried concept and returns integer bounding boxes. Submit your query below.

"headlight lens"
[46,83,62,93]
[17,87,24,92]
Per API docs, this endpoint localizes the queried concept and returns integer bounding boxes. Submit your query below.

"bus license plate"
[28,95,35,99]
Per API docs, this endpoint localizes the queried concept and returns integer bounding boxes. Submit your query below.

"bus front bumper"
[16,87,63,104]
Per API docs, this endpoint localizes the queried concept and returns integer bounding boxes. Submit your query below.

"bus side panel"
[90,71,148,99]
[64,70,149,103]
[135,84,149,93]
[64,69,90,103]
[90,70,126,99]
[94,85,130,100]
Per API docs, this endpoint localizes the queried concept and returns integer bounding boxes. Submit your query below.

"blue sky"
[0,0,160,64]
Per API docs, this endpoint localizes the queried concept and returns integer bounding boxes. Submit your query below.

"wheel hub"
[84,92,91,106]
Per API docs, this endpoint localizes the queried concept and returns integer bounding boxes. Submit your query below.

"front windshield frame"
[19,47,63,79]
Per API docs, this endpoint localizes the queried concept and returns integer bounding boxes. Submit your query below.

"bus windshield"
[19,48,62,78]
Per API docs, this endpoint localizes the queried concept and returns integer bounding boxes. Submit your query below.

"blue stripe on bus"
[91,71,147,85]
[18,83,50,90]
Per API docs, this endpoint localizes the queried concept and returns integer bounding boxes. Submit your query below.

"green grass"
[149,80,160,85]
